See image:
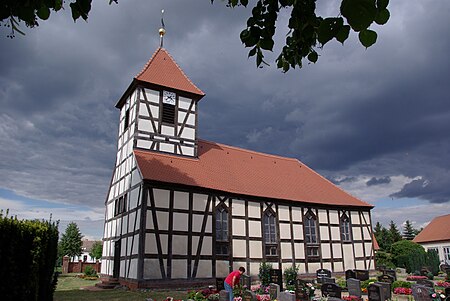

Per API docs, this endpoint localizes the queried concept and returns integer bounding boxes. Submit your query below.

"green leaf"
[341,0,377,31]
[248,47,257,58]
[259,38,274,51]
[240,0,249,6]
[70,3,81,21]
[307,51,318,63]
[37,6,51,20]
[317,19,335,45]
[375,8,390,25]
[359,29,378,48]
[336,25,350,44]
[377,0,389,10]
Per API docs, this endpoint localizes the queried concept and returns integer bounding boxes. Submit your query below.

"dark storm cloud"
[367,177,391,186]
[1,0,450,216]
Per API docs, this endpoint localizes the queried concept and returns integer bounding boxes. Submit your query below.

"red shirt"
[225,270,242,286]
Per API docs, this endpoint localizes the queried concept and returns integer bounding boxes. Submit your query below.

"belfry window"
[215,204,229,256]
[304,209,320,261]
[263,208,278,256]
[161,103,175,124]
[123,108,130,131]
[340,212,351,242]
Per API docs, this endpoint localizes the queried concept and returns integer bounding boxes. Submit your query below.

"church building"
[101,33,376,288]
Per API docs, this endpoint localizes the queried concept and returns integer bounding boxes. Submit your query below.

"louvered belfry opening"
[161,103,175,124]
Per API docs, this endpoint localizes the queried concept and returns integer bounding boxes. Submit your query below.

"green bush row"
[0,210,59,301]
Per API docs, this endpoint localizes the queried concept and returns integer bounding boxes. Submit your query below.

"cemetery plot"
[269,269,283,290]
[412,284,434,301]
[269,283,280,300]
[321,283,342,299]
[347,278,362,298]
[316,268,332,284]
[377,274,394,284]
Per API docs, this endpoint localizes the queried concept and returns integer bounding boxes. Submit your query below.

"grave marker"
[240,275,252,289]
[323,277,336,284]
[377,282,391,301]
[354,269,369,281]
[278,291,296,301]
[295,280,309,301]
[368,283,383,301]
[412,284,433,301]
[377,274,394,284]
[269,283,280,300]
[417,279,435,289]
[270,269,283,290]
[321,283,342,299]
[216,278,225,291]
[345,269,356,280]
[347,278,362,298]
[219,290,229,301]
[384,269,397,281]
[316,268,332,284]
[242,290,257,301]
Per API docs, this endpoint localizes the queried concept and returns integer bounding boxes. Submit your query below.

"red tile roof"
[134,140,373,208]
[135,47,205,96]
[413,214,450,243]
[373,233,380,250]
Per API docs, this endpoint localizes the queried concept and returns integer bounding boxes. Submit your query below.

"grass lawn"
[54,274,188,301]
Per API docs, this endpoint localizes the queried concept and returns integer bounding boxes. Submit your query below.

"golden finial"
[159,9,166,47]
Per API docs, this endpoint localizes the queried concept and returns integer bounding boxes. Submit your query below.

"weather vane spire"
[159,9,166,48]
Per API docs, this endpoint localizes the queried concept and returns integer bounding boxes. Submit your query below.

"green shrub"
[284,264,299,290]
[426,272,434,280]
[0,210,59,301]
[425,249,440,275]
[375,251,395,268]
[361,278,377,289]
[84,266,98,277]
[391,240,426,273]
[337,278,347,289]
[259,262,273,286]
[392,281,412,289]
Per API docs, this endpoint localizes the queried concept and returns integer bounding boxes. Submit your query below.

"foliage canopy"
[59,222,83,261]
[89,241,103,260]
[2,0,389,72]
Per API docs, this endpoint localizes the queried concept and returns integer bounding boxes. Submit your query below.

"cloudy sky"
[1,0,449,239]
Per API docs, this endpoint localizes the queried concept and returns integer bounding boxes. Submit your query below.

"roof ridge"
[198,139,299,162]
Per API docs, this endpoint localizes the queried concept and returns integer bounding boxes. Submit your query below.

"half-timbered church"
[101,32,376,288]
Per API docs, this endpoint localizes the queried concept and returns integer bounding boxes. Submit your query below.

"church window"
[162,103,176,124]
[304,209,320,261]
[263,208,278,256]
[215,204,229,256]
[114,194,127,216]
[123,108,130,132]
[340,212,351,242]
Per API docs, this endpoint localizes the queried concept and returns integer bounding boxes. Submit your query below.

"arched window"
[340,212,351,242]
[263,208,278,256]
[215,204,229,256]
[304,209,319,261]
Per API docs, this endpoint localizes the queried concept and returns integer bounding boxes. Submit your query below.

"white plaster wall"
[138,119,153,132]
[193,193,208,211]
[178,97,193,110]
[248,202,260,218]
[351,212,360,224]
[156,211,169,231]
[334,262,344,272]
[232,219,246,236]
[365,243,373,257]
[182,127,195,140]
[161,125,175,136]
[323,262,332,271]
[308,262,321,273]
[352,227,362,240]
[172,259,187,279]
[250,262,260,276]
[129,186,140,209]
[233,239,247,257]
[292,207,302,222]
[145,233,157,254]
[332,243,342,258]
[181,146,194,156]
[172,235,188,255]
[173,212,189,231]
[294,243,305,258]
[293,224,303,240]
[249,241,262,258]
[216,260,230,277]
[321,244,331,258]
[144,89,159,103]
[197,260,212,278]
[343,244,355,269]
[129,258,138,279]
[320,226,329,240]
[160,142,175,153]
[232,199,246,216]
[354,243,364,257]
[279,223,291,239]
[144,258,163,279]
[278,206,290,221]
[355,260,365,269]
[331,227,340,240]
[297,263,306,273]
[201,236,212,255]
[281,242,292,258]
[136,140,151,149]
[420,241,450,264]
[153,189,170,208]
[318,210,328,223]
[248,220,261,237]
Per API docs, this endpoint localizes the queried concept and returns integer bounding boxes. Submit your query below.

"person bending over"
[224,266,246,301]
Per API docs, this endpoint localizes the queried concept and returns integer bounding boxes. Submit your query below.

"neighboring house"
[73,239,101,263]
[100,43,376,288]
[413,213,450,265]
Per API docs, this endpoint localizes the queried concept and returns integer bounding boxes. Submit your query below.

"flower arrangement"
[436,281,450,288]
[393,288,412,295]
[406,275,428,281]
[430,292,446,301]
[342,295,362,301]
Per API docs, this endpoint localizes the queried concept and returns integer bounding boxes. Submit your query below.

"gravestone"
[219,290,229,301]
[321,283,342,298]
[240,274,252,289]
[316,268,332,284]
[242,290,257,301]
[417,279,435,289]
[445,287,450,296]
[270,269,283,290]
[377,282,391,301]
[420,267,430,276]
[354,269,370,281]
[384,269,397,281]
[377,274,394,284]
[368,283,384,301]
[323,277,336,284]
[441,264,450,273]
[377,265,386,272]
[412,284,433,301]
[295,280,309,301]
[347,278,362,298]
[278,291,296,301]
[269,283,281,300]
[346,269,356,280]
[216,278,225,291]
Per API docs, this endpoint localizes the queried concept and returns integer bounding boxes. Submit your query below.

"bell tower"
[115,27,205,158]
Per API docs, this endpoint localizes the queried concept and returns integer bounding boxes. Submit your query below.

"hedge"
[0,210,59,301]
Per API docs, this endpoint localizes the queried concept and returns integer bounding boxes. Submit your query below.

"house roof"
[134,140,373,208]
[81,239,100,252]
[136,47,205,96]
[413,214,450,243]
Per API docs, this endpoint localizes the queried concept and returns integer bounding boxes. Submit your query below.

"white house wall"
[419,241,450,264]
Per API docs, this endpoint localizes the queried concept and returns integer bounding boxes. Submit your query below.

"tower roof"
[116,47,204,108]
